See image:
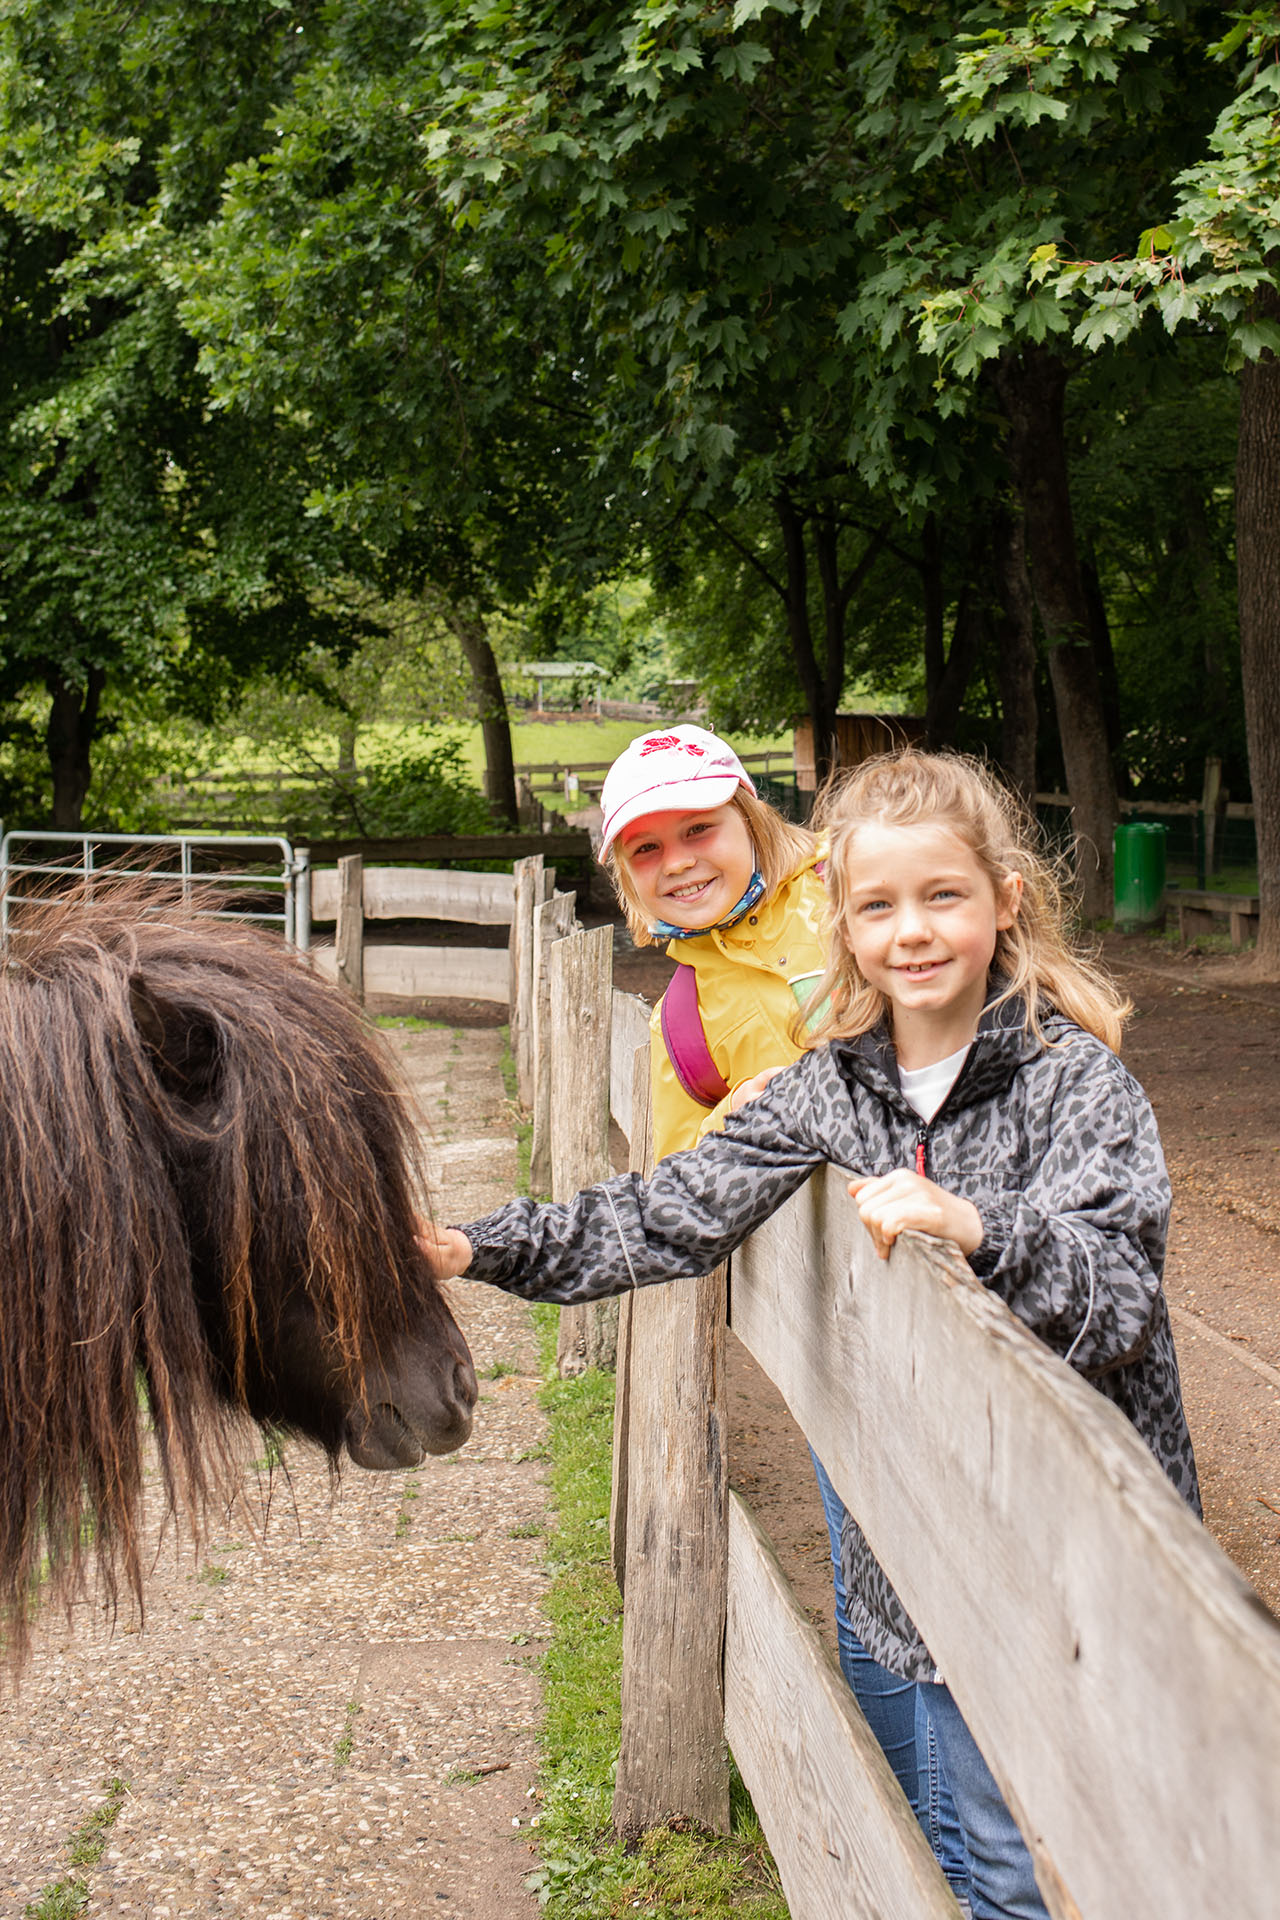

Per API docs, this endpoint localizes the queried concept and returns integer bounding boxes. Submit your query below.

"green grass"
[374,1013,452,1031]
[395,1474,421,1540]
[24,1778,128,1919]
[526,1307,787,1919]
[494,718,794,819]
[250,1425,286,1473]
[334,1700,361,1768]
[499,1025,537,1197]
[497,1022,786,1912]
[1173,864,1259,896]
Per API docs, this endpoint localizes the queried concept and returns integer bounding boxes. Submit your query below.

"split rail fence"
[505,865,1280,1920]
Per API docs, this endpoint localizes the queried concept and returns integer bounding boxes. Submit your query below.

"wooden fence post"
[335,853,364,1001]
[612,1249,730,1838]
[529,890,578,1196]
[610,1012,729,1839]
[549,924,617,1376]
[609,1041,654,1598]
[509,854,545,1107]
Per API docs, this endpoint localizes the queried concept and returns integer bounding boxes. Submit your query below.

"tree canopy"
[0,0,1274,954]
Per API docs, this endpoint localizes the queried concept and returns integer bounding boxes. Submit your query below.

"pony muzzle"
[344,1351,477,1469]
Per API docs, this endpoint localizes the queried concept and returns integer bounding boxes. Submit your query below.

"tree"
[418,2,991,783]
[0,0,361,825]
[841,0,1233,910]
[924,5,1280,955]
[421,0,1236,908]
[180,0,627,827]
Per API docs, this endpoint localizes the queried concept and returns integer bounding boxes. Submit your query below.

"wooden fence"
[507,887,1280,1920]
[310,857,520,1002]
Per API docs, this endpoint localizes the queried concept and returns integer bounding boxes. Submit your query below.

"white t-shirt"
[898,1043,971,1123]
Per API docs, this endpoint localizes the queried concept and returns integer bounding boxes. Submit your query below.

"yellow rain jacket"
[649,846,828,1159]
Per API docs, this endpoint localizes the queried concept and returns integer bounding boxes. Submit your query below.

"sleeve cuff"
[968,1195,1018,1278]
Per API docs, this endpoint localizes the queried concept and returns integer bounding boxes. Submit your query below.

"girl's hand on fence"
[730,1066,785,1111]
[847,1171,983,1261]
[415,1220,474,1278]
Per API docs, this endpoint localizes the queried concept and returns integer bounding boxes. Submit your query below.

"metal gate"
[0,829,313,950]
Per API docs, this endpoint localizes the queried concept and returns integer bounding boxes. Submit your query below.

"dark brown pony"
[0,883,476,1661]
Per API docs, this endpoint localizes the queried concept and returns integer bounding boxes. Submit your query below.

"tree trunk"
[923,520,987,750]
[1178,478,1232,748]
[776,493,838,785]
[446,602,519,827]
[921,512,946,708]
[1235,302,1280,974]
[993,350,1118,918]
[45,665,104,830]
[992,506,1038,806]
[925,584,985,748]
[1079,537,1127,791]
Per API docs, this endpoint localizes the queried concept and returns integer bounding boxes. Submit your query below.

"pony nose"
[454,1350,478,1413]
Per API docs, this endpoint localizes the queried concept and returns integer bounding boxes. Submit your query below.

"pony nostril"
[457,1356,478,1407]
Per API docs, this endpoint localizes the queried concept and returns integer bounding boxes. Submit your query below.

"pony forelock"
[0,878,445,1665]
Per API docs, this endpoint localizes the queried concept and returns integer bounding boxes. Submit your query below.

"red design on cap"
[637,735,706,760]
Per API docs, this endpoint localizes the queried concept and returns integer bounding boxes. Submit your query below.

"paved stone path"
[0,1026,547,1920]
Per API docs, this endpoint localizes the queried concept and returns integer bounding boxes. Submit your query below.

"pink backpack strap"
[659,962,731,1110]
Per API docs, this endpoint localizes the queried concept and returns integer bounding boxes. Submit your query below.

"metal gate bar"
[0,829,312,951]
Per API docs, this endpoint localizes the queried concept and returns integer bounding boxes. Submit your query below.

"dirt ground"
[402,911,1280,1636]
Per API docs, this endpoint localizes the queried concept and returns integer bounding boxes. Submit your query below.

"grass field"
[182,715,793,788]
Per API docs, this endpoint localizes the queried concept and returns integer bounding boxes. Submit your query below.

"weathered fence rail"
[302,829,593,865]
[509,878,1280,1920]
[311,858,526,1002]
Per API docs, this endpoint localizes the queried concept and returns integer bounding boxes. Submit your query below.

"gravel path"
[0,1025,548,1920]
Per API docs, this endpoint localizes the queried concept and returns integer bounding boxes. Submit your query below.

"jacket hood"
[832,980,1075,1121]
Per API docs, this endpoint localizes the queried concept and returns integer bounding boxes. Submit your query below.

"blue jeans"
[809,1454,969,1899]
[923,1684,1049,1920]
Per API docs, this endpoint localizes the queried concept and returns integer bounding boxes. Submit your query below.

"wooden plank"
[609,1042,654,1599]
[609,989,655,1138]
[725,1495,958,1920]
[509,856,545,1109]
[1164,888,1259,915]
[529,891,577,1195]
[515,750,783,781]
[612,1254,730,1839]
[312,944,508,1001]
[310,867,515,925]
[335,854,363,1001]
[303,830,592,864]
[549,925,617,1377]
[731,1169,1280,1920]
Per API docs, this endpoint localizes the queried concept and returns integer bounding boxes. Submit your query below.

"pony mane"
[0,879,439,1663]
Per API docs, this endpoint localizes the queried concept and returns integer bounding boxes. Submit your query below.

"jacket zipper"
[915,1124,928,1177]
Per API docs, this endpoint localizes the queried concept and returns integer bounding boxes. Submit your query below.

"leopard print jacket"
[461,993,1200,1681]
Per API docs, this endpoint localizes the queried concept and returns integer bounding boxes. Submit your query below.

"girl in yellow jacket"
[598,725,968,1905]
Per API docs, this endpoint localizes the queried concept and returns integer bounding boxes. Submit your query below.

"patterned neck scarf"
[650,868,767,941]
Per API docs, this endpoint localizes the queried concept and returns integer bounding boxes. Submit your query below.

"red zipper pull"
[915,1126,928,1177]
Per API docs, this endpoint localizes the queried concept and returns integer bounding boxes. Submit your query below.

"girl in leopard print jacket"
[428,751,1198,1920]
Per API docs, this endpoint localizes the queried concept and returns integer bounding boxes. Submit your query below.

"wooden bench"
[1165,887,1259,947]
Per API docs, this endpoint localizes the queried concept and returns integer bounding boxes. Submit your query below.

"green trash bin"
[1113,821,1167,930]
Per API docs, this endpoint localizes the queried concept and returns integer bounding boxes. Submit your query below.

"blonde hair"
[804,749,1130,1052]
[607,787,816,946]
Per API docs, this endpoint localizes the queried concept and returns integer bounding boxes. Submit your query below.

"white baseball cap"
[599,726,756,860]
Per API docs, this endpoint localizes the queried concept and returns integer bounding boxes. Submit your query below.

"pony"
[0,881,477,1662]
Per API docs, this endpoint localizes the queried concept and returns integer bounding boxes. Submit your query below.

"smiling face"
[617,802,756,931]
[839,820,1022,1067]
